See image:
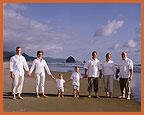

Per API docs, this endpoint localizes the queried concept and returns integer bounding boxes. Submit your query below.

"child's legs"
[61,87,64,97]
[58,89,61,96]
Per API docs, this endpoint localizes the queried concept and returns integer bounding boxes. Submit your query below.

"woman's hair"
[37,50,44,56]
[106,53,111,58]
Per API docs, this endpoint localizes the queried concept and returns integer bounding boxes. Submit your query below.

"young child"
[56,74,65,98]
[67,66,83,98]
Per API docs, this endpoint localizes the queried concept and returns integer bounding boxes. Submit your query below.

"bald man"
[116,52,133,100]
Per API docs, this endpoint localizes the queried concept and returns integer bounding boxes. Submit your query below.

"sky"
[3,3,141,63]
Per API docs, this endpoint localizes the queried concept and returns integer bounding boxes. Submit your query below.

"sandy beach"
[3,62,141,112]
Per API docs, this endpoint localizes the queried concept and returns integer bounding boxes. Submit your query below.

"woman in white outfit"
[102,53,115,98]
[29,51,55,98]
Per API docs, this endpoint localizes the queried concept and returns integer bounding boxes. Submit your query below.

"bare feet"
[36,95,40,98]
[18,96,23,100]
[95,96,100,98]
[12,95,16,100]
[62,95,64,98]
[127,95,130,100]
[88,95,91,98]
[42,95,48,98]
[118,95,125,99]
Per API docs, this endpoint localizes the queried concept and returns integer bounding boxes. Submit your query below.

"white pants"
[12,74,24,95]
[35,73,45,93]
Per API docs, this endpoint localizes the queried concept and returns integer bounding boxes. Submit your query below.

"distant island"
[3,51,81,63]
[66,56,76,63]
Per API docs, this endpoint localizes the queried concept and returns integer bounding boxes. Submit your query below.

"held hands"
[83,74,87,78]
[129,76,132,81]
[10,72,14,79]
[27,72,31,77]
[116,74,119,79]
[99,73,102,79]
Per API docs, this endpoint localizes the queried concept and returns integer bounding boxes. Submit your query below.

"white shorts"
[73,85,80,91]
[57,87,64,92]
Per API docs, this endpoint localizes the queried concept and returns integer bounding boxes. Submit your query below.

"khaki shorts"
[119,78,131,95]
[88,77,99,92]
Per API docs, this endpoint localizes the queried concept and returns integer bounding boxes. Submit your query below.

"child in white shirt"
[67,66,83,98]
[56,74,65,98]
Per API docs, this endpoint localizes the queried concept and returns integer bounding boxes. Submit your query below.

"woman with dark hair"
[28,51,55,98]
[102,53,115,98]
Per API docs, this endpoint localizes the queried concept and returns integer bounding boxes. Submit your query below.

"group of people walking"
[9,46,133,100]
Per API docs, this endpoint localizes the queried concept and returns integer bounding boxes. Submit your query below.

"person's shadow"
[3,92,119,99]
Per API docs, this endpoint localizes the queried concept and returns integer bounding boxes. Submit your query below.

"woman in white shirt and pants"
[29,51,55,98]
[102,53,115,98]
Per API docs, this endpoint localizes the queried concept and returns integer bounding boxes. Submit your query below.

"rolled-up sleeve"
[129,60,133,70]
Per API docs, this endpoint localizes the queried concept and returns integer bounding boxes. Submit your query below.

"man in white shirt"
[10,46,29,100]
[116,52,133,100]
[28,51,55,98]
[84,51,102,98]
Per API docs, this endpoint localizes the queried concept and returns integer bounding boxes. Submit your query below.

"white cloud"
[3,4,76,57]
[94,20,124,37]
[124,40,136,48]
[110,42,119,49]
[123,25,141,56]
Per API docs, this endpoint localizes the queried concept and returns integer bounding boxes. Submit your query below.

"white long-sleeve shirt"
[29,58,51,76]
[70,71,83,86]
[10,55,29,76]
[102,60,116,76]
[84,58,102,78]
[118,57,133,78]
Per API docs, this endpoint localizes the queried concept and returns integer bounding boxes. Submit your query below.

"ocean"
[47,62,141,103]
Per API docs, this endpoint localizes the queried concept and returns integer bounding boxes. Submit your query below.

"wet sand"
[3,62,141,112]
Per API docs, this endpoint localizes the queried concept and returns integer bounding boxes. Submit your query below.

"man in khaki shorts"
[84,51,102,98]
[116,52,133,100]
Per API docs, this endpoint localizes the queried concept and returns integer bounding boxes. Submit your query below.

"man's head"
[37,50,44,58]
[16,46,22,55]
[106,53,111,60]
[121,52,127,60]
[92,51,97,59]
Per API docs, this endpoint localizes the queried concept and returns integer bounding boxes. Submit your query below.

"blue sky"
[3,3,141,63]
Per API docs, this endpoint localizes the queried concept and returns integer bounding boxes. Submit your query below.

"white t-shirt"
[102,60,115,76]
[118,58,133,78]
[56,79,65,88]
[70,72,83,86]
[84,58,102,78]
